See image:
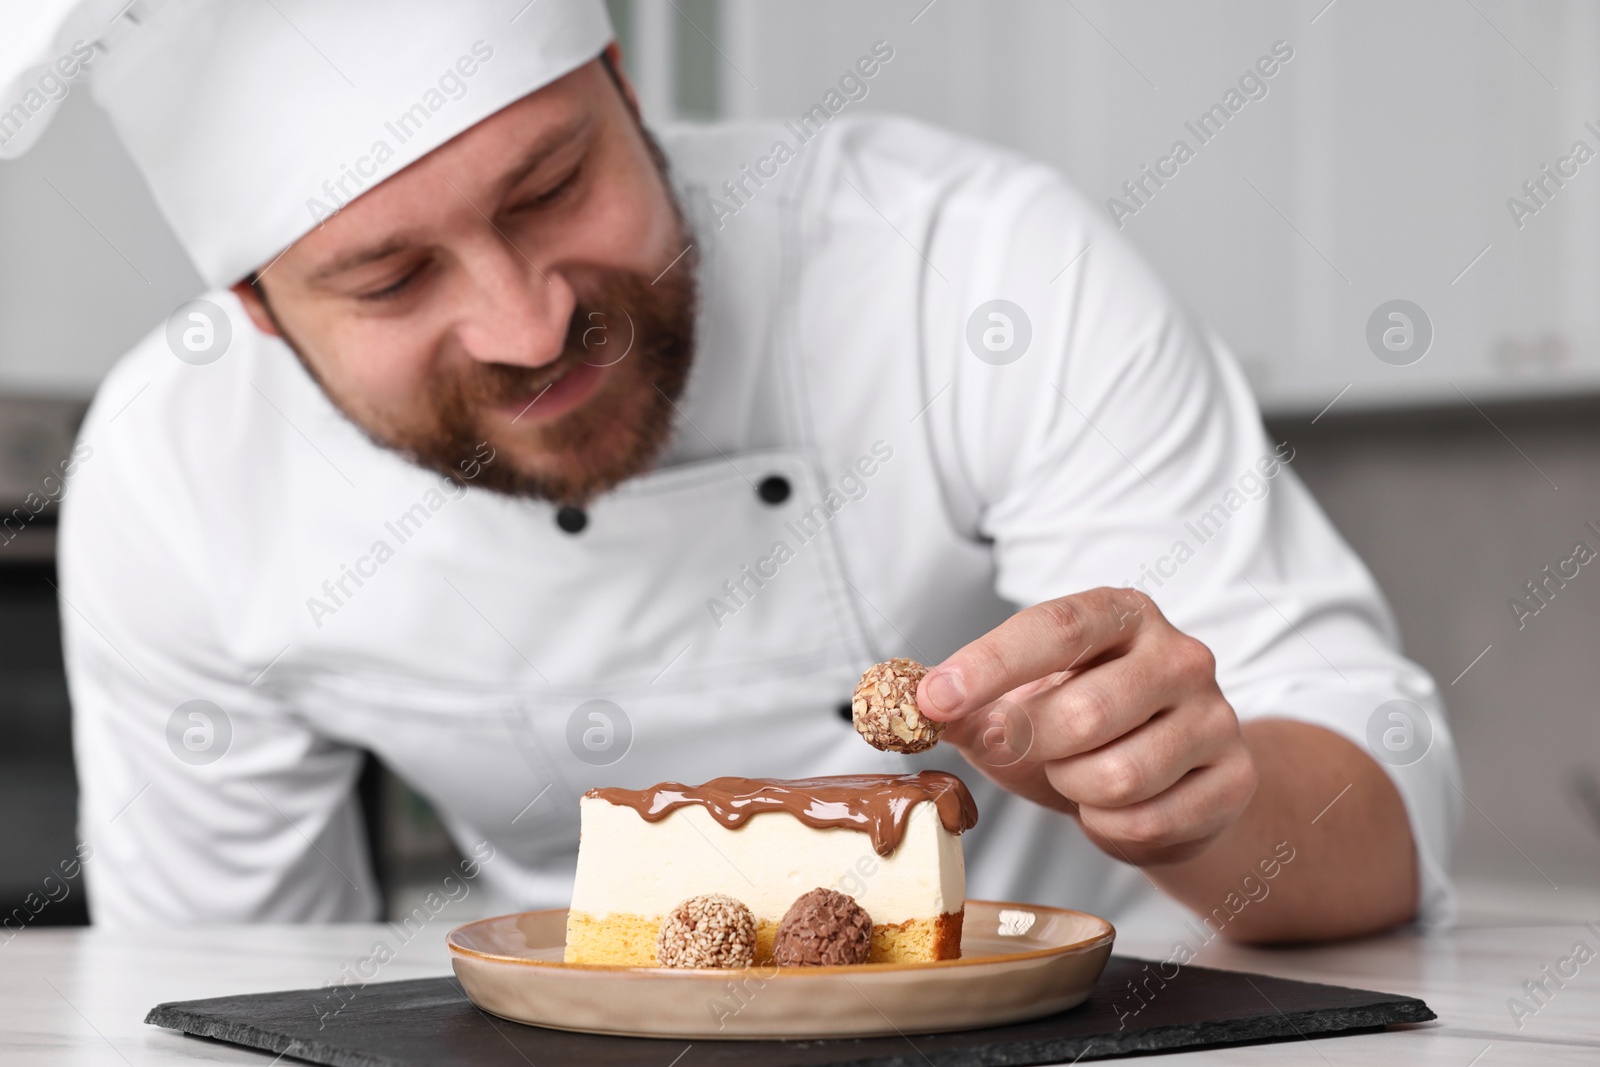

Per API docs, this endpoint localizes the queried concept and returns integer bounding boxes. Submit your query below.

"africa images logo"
[166,700,232,766]
[165,299,234,365]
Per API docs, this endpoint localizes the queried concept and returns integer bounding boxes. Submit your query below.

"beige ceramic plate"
[448,899,1114,1040]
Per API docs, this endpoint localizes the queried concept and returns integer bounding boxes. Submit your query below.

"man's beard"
[388,251,697,505]
[267,170,700,507]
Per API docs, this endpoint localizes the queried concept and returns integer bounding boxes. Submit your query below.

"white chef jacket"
[61,115,1461,931]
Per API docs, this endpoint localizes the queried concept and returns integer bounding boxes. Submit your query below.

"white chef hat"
[0,0,613,287]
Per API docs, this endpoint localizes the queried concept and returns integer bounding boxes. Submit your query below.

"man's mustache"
[448,309,604,406]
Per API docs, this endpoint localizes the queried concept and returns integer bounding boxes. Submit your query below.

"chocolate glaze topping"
[586,771,978,857]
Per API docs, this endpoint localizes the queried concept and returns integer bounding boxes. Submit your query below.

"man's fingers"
[1076,748,1258,864]
[917,587,1154,720]
[1042,697,1235,808]
[1013,647,1191,762]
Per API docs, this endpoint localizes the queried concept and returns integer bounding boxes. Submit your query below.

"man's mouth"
[496,356,609,425]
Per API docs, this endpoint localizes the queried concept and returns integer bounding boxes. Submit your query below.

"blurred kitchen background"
[2,0,1597,926]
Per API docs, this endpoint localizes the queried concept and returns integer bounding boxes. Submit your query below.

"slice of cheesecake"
[564,771,977,966]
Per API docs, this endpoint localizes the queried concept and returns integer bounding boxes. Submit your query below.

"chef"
[10,0,1458,939]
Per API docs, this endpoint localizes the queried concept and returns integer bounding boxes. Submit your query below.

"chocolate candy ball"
[773,887,874,966]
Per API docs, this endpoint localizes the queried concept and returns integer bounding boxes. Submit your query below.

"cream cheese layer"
[569,796,964,925]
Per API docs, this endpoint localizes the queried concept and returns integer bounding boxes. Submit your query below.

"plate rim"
[447,898,1116,975]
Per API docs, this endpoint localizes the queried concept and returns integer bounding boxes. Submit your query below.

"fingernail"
[924,669,965,716]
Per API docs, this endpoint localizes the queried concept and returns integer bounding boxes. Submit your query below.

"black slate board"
[146,955,1434,1066]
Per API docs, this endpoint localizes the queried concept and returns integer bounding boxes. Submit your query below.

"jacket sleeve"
[922,164,1461,931]
[58,359,378,926]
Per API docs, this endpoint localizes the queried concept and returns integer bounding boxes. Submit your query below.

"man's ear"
[602,41,642,117]
[230,278,280,338]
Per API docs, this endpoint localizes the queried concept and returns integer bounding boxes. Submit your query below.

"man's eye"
[511,165,582,213]
[358,265,426,302]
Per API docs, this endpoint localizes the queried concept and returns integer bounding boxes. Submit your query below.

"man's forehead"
[287,70,603,281]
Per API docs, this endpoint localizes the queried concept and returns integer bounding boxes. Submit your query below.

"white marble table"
[3,918,1598,1065]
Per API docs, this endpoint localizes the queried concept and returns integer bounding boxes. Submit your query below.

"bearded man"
[5,0,1457,938]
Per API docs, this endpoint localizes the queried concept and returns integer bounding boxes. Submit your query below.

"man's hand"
[916,587,1258,867]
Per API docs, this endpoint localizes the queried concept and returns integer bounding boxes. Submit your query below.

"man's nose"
[452,243,575,368]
